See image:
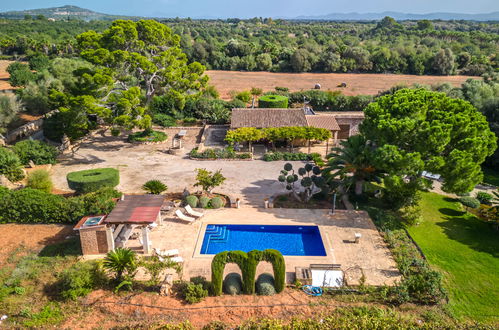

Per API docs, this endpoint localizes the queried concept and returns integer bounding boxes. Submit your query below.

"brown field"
[207,70,478,100]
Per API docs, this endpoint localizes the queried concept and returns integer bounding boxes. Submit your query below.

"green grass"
[482,166,499,187]
[408,192,499,323]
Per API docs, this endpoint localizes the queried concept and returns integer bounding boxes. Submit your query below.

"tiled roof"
[104,195,164,224]
[305,115,340,131]
[230,108,308,129]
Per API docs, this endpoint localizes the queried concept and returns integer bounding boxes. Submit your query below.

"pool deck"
[127,208,401,286]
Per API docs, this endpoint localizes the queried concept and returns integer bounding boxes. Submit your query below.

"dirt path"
[0,60,13,91]
[206,70,477,100]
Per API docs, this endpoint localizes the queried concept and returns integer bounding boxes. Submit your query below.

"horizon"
[1,1,499,19]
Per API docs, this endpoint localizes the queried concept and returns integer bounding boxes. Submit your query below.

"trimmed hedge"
[190,147,251,160]
[223,273,242,295]
[256,273,276,296]
[210,197,224,209]
[258,95,288,108]
[127,130,167,143]
[67,168,119,194]
[211,249,285,296]
[185,195,199,208]
[199,196,210,208]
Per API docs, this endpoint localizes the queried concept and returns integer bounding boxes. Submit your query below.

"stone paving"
[127,208,401,286]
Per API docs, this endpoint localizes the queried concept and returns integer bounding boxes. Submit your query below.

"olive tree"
[278,163,327,203]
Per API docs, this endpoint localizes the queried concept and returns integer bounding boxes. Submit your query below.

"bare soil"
[62,289,345,329]
[206,70,477,100]
[0,224,73,265]
[0,60,14,91]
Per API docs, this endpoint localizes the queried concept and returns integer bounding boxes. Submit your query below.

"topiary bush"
[142,180,167,194]
[12,140,58,165]
[27,169,53,193]
[210,196,224,209]
[458,196,480,210]
[255,273,276,296]
[58,261,107,301]
[0,147,25,182]
[258,95,289,108]
[223,273,242,295]
[476,192,493,205]
[67,168,119,194]
[199,196,210,208]
[185,195,199,208]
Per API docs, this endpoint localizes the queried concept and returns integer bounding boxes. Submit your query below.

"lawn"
[482,166,499,187]
[408,192,499,324]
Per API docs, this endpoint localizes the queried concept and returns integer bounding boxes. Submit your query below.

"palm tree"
[323,135,379,195]
[103,248,138,282]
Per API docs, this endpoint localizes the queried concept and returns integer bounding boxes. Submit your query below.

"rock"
[0,175,17,189]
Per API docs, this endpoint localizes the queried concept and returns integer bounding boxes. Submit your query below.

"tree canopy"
[361,88,497,193]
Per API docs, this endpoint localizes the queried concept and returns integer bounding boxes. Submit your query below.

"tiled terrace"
[127,208,401,286]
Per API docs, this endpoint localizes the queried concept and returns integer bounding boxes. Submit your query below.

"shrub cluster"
[58,261,107,300]
[255,273,276,295]
[0,187,120,224]
[458,196,480,209]
[223,273,242,295]
[183,282,208,304]
[127,130,167,143]
[184,195,225,209]
[153,113,177,127]
[263,152,310,161]
[190,147,251,160]
[258,94,289,108]
[211,249,285,296]
[67,168,119,194]
[0,147,25,182]
[476,192,493,205]
[27,169,53,193]
[12,140,58,165]
[185,195,199,208]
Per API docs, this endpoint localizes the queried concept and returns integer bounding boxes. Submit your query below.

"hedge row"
[184,195,225,209]
[211,249,285,296]
[0,187,120,224]
[190,147,251,160]
[67,168,119,194]
[263,152,324,165]
[127,130,167,143]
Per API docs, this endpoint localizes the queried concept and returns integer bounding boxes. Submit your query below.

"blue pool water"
[200,224,326,256]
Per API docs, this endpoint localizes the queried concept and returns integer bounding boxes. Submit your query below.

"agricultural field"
[206,70,478,100]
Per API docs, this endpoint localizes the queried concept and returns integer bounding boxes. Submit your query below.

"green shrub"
[58,261,106,300]
[127,130,167,143]
[476,192,493,205]
[256,273,276,296]
[153,113,177,127]
[223,273,242,295]
[210,197,224,209]
[263,152,311,162]
[0,147,25,182]
[0,188,84,224]
[67,168,119,194]
[309,152,325,166]
[258,95,289,108]
[182,117,199,126]
[199,196,210,208]
[76,187,121,215]
[185,195,199,208]
[27,169,53,193]
[142,180,167,194]
[458,196,480,209]
[184,283,208,304]
[23,302,64,328]
[12,140,58,165]
[110,127,121,136]
[190,147,251,160]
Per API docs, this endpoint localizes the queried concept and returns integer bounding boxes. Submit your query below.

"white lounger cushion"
[154,248,179,257]
[158,256,184,263]
[175,209,195,222]
[185,205,204,217]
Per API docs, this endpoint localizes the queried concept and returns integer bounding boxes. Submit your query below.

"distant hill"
[0,5,141,21]
[295,11,499,21]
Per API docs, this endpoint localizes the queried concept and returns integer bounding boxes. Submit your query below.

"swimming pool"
[200,224,327,256]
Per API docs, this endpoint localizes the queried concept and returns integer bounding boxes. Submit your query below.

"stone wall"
[79,226,109,255]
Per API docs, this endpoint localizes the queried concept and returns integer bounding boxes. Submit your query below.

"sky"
[0,0,498,18]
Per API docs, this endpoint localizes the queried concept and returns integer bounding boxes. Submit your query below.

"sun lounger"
[175,209,195,223]
[154,248,179,257]
[184,205,204,218]
[158,256,184,263]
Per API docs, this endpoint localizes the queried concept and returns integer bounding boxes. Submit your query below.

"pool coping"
[192,221,334,260]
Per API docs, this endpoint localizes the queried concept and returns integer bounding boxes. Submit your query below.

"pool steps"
[203,225,230,253]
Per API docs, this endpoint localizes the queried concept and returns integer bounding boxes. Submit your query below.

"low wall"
[4,110,57,144]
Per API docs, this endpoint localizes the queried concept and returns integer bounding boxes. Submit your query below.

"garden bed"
[189,147,252,160]
[272,193,346,209]
[127,130,168,144]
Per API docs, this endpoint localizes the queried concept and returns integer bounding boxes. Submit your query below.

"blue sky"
[1,0,498,18]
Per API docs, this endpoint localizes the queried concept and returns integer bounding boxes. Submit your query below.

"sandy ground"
[52,128,303,207]
[206,70,477,100]
[0,224,73,264]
